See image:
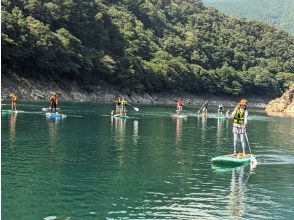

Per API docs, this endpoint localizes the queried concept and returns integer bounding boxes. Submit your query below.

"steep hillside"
[203,0,294,35]
[2,0,294,97]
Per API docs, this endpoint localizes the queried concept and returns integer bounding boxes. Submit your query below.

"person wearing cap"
[9,92,17,111]
[50,93,58,113]
[231,99,248,156]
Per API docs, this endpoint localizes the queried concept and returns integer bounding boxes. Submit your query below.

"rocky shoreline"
[266,84,294,113]
[1,74,269,108]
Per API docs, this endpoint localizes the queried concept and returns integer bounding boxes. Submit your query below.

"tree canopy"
[2,0,294,96]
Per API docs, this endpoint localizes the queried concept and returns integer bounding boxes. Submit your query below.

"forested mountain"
[203,0,294,35]
[2,0,294,97]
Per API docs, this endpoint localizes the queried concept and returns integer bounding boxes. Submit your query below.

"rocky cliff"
[266,84,294,113]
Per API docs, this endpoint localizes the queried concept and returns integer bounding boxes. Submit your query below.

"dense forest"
[2,0,294,96]
[203,0,294,35]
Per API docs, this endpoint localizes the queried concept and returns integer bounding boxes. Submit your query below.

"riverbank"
[1,74,269,108]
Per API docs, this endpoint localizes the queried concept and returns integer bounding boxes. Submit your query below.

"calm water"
[1,101,294,220]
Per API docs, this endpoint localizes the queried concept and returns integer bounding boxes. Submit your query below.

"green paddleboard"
[212,154,252,166]
[113,114,129,118]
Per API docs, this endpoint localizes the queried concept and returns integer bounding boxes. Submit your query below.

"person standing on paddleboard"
[177,98,183,113]
[121,97,127,116]
[218,104,224,116]
[202,100,208,115]
[50,93,58,113]
[9,92,17,111]
[231,99,248,156]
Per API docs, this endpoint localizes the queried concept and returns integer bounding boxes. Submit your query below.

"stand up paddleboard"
[2,110,24,114]
[214,116,226,119]
[113,114,129,118]
[212,154,252,166]
[172,113,188,118]
[42,107,61,112]
[46,112,66,119]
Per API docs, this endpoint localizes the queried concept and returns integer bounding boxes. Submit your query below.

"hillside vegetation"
[2,0,294,96]
[203,0,294,35]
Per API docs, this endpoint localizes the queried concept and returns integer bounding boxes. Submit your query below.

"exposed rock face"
[1,74,268,108]
[266,85,294,113]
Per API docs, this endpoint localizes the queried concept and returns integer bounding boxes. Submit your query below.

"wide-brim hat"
[239,99,248,106]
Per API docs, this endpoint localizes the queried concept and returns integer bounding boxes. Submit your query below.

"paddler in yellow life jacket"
[50,93,58,113]
[231,99,248,156]
[9,92,17,111]
[121,97,127,116]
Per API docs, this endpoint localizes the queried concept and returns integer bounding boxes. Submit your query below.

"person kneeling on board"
[231,99,248,156]
[50,93,58,113]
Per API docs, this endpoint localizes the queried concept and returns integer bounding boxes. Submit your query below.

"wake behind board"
[212,154,252,166]
[46,112,66,119]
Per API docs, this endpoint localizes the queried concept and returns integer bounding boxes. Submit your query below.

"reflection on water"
[133,120,139,145]
[228,166,246,218]
[9,113,17,148]
[1,102,294,219]
[48,118,60,151]
[216,118,223,146]
[201,115,207,141]
[174,117,183,146]
[111,116,127,166]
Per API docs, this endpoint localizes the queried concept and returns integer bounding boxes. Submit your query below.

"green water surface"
[1,101,294,219]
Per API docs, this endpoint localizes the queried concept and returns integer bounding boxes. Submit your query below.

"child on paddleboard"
[231,99,248,156]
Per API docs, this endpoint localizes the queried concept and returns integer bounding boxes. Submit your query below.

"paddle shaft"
[197,105,203,113]
[245,132,252,154]
[127,102,139,111]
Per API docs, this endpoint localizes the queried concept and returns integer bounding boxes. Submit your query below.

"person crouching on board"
[9,92,17,111]
[177,98,183,113]
[231,99,248,156]
[50,93,58,113]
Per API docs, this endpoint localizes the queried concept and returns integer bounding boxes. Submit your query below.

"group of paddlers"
[8,92,59,113]
[112,96,127,116]
[7,92,249,156]
[176,98,248,156]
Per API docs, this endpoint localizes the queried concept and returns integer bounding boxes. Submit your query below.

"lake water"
[1,101,294,219]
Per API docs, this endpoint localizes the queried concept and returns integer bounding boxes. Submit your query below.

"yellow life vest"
[121,101,127,107]
[233,109,245,124]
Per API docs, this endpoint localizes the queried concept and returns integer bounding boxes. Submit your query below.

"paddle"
[197,105,203,114]
[245,132,258,166]
[128,102,139,111]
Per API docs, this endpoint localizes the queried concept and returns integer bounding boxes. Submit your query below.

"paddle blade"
[134,107,139,111]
